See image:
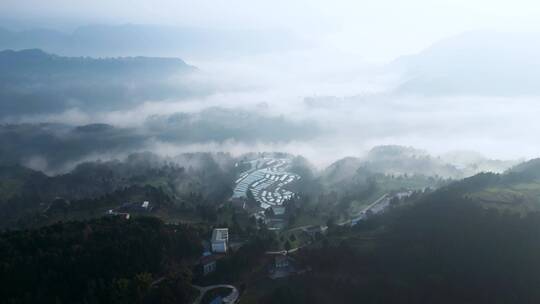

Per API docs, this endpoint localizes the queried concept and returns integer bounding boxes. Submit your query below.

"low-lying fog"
[7,38,539,169]
[2,5,540,170]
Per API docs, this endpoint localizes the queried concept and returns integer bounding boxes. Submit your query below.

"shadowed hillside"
[0,49,199,118]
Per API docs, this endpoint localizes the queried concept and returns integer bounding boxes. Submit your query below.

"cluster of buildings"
[199,227,309,280]
[198,228,230,276]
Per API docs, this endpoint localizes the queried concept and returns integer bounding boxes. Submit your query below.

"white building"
[211,228,229,253]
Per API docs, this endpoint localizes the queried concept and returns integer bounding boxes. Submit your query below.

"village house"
[269,254,297,279]
[199,254,218,276]
[211,228,229,253]
[274,254,290,268]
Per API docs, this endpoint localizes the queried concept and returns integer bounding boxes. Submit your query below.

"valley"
[2,6,540,303]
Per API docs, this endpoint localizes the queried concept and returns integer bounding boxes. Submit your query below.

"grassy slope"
[467,181,540,213]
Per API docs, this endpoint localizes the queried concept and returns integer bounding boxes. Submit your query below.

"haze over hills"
[2,30,540,162]
[321,145,516,182]
[0,24,305,58]
[391,31,540,96]
[0,49,202,118]
[0,151,237,228]
[0,108,319,173]
[3,2,540,303]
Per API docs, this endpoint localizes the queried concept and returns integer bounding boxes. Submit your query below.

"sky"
[3,0,540,61]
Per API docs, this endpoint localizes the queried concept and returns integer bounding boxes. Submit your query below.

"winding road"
[192,284,239,304]
[338,193,390,226]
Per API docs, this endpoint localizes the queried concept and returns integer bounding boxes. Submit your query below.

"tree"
[133,272,153,303]
[284,240,292,252]
[289,234,297,242]
[326,216,336,229]
[0,217,202,304]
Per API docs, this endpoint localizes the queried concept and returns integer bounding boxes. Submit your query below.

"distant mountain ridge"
[0,24,304,58]
[0,49,200,117]
[321,145,516,184]
[0,48,195,77]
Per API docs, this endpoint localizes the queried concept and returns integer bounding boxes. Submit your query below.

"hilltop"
[0,49,199,117]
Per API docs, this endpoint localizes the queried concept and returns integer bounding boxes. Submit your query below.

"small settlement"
[197,228,230,277]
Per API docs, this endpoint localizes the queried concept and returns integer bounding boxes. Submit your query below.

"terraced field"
[232,158,301,209]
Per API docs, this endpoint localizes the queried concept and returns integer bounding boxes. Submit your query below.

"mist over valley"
[2,2,540,303]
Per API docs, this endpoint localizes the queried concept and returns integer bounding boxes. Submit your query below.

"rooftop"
[199,254,224,265]
[212,228,229,242]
